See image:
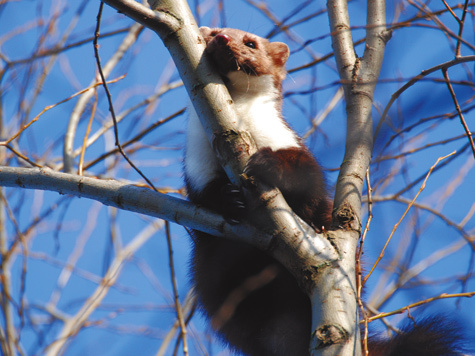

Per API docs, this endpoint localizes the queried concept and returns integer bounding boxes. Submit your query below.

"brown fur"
[186,28,467,356]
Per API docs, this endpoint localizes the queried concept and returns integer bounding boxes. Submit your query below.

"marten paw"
[245,147,281,187]
[221,183,246,224]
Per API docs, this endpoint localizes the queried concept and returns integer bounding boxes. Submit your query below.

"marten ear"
[268,42,290,66]
[199,26,212,37]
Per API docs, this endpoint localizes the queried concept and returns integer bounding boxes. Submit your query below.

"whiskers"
[230,61,259,94]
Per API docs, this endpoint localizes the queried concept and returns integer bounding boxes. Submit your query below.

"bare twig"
[442,68,475,158]
[357,170,373,356]
[364,151,456,284]
[83,108,185,171]
[63,19,143,173]
[302,87,343,140]
[56,80,183,171]
[375,55,475,141]
[0,191,15,356]
[367,291,475,323]
[94,3,157,191]
[155,289,197,356]
[2,78,123,146]
[370,235,473,309]
[44,220,163,356]
[165,221,189,356]
[78,89,98,175]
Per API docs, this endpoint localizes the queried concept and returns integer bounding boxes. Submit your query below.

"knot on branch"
[212,130,253,163]
[380,29,393,44]
[301,261,332,295]
[313,324,349,349]
[351,58,361,88]
[15,177,25,188]
[334,203,361,232]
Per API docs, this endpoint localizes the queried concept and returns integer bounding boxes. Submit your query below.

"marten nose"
[215,34,230,45]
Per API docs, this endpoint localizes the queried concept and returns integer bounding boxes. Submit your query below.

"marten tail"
[367,315,470,356]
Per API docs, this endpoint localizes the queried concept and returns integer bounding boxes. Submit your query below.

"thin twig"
[165,221,189,356]
[0,144,42,168]
[44,220,162,356]
[7,27,133,66]
[364,151,456,284]
[375,55,475,141]
[392,143,469,198]
[366,291,475,323]
[83,108,185,171]
[440,0,470,57]
[357,169,373,356]
[442,68,475,158]
[375,132,475,162]
[155,290,197,356]
[2,78,123,146]
[94,3,157,191]
[63,16,143,173]
[78,89,98,175]
[0,191,16,356]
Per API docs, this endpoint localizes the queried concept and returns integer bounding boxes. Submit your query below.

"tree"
[0,0,474,355]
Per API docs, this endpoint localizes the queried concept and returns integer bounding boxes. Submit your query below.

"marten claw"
[222,183,246,224]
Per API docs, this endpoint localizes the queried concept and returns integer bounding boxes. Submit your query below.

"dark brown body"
[184,27,467,356]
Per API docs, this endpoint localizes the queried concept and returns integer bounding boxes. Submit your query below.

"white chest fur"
[185,72,299,191]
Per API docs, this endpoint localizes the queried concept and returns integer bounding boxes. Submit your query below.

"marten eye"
[245,41,256,49]
[210,31,218,37]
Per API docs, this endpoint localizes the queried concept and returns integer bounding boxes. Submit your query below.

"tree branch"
[102,0,246,181]
[44,220,163,356]
[375,55,475,141]
[63,22,143,173]
[0,166,256,243]
[0,166,340,270]
[312,0,388,354]
[100,0,340,291]
[330,0,388,226]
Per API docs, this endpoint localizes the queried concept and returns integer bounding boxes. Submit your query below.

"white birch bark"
[0,1,389,355]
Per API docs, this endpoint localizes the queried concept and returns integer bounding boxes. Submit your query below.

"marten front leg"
[245,147,332,230]
[186,172,246,224]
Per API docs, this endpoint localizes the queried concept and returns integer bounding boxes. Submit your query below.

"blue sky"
[0,0,474,355]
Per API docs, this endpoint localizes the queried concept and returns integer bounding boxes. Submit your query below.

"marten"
[184,27,467,356]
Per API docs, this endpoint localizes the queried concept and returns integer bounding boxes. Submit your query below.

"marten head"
[200,27,290,91]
